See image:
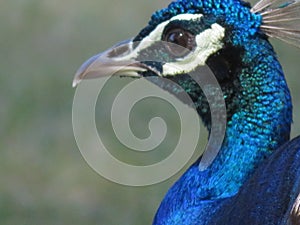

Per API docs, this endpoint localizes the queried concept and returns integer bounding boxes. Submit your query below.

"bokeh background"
[1,0,300,224]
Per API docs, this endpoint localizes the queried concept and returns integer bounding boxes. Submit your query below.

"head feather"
[252,0,300,48]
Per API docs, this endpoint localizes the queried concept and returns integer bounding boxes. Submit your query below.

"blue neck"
[153,38,292,223]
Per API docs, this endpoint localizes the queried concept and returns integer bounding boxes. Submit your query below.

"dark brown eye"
[163,28,195,57]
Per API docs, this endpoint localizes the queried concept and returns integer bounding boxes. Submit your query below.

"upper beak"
[73,39,147,87]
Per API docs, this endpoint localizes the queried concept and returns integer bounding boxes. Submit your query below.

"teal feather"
[73,0,300,224]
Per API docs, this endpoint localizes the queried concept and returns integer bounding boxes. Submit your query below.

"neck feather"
[155,37,292,217]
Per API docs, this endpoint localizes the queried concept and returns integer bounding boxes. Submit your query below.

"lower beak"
[73,39,147,87]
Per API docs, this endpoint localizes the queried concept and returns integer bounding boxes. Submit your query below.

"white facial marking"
[170,13,204,21]
[113,14,204,61]
[108,13,225,77]
[162,23,225,76]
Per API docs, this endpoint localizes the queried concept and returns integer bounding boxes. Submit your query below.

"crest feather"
[251,0,300,48]
[289,193,300,225]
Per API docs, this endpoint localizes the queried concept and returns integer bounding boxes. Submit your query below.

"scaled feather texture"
[148,0,300,224]
[74,0,300,224]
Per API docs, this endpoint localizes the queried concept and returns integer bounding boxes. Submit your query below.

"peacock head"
[73,0,298,128]
[73,0,260,80]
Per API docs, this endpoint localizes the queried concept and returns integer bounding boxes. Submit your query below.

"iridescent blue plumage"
[135,0,262,44]
[142,0,298,224]
[153,34,295,225]
[74,0,300,224]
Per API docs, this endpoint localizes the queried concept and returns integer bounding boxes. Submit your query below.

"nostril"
[107,44,130,58]
[107,39,133,58]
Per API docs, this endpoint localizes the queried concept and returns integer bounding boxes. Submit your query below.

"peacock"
[73,0,300,224]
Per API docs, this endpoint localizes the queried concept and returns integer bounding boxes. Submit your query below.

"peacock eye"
[162,28,195,57]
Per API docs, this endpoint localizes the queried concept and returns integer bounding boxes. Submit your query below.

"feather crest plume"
[251,0,300,47]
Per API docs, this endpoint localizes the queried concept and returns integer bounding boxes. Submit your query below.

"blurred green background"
[1,0,300,224]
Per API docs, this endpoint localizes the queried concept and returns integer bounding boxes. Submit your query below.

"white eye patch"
[111,13,225,76]
[113,14,205,61]
[162,23,225,76]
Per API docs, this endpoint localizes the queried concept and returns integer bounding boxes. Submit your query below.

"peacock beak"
[73,39,149,87]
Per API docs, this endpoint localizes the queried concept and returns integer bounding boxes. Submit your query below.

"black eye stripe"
[163,18,208,36]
